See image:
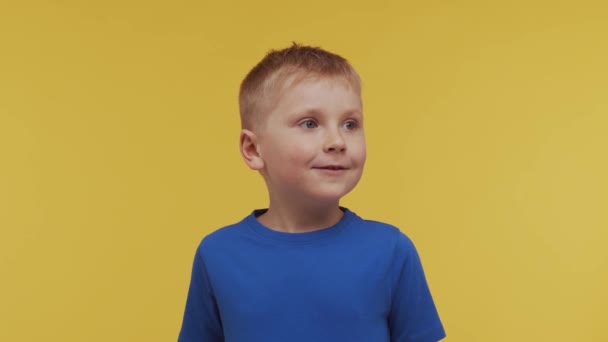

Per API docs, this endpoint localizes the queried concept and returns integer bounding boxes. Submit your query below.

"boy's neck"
[256,199,344,234]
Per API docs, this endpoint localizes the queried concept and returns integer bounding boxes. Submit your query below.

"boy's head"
[239,43,361,131]
[239,43,366,207]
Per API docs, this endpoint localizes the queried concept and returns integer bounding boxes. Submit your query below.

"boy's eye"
[300,119,318,129]
[344,121,358,130]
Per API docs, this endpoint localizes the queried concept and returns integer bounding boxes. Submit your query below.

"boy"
[178,43,446,342]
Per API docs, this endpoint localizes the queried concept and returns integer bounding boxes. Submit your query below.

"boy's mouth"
[313,165,348,170]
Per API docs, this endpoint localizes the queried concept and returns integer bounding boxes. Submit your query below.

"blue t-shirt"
[178,207,445,342]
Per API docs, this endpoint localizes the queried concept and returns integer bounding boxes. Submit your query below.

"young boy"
[178,43,446,342]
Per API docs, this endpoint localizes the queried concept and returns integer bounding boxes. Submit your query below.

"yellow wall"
[1,0,606,341]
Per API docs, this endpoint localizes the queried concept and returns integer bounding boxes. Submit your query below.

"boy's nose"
[323,129,346,153]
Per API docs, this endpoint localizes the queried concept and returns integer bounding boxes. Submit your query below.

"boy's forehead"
[251,71,362,131]
[266,77,359,118]
[283,78,358,107]
[281,72,359,93]
[274,73,360,106]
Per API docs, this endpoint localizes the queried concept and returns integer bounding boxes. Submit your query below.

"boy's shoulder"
[355,216,417,249]
[196,217,250,250]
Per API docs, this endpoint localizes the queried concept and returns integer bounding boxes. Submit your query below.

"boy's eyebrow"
[294,108,363,117]
[293,108,323,117]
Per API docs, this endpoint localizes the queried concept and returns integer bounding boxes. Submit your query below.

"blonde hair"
[239,42,361,130]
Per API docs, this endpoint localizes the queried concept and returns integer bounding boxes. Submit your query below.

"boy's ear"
[240,129,264,170]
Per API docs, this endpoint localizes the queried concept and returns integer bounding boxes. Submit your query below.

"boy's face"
[254,76,366,205]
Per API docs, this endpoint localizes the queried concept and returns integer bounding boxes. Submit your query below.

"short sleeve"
[178,243,224,342]
[388,232,446,342]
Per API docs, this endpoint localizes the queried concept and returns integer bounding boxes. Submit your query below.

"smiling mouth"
[313,166,348,170]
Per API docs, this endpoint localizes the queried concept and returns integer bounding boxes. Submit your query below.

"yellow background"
[1,0,607,341]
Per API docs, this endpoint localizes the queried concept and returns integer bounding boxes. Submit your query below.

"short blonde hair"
[239,43,361,130]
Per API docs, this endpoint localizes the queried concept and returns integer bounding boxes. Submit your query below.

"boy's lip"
[312,165,349,170]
